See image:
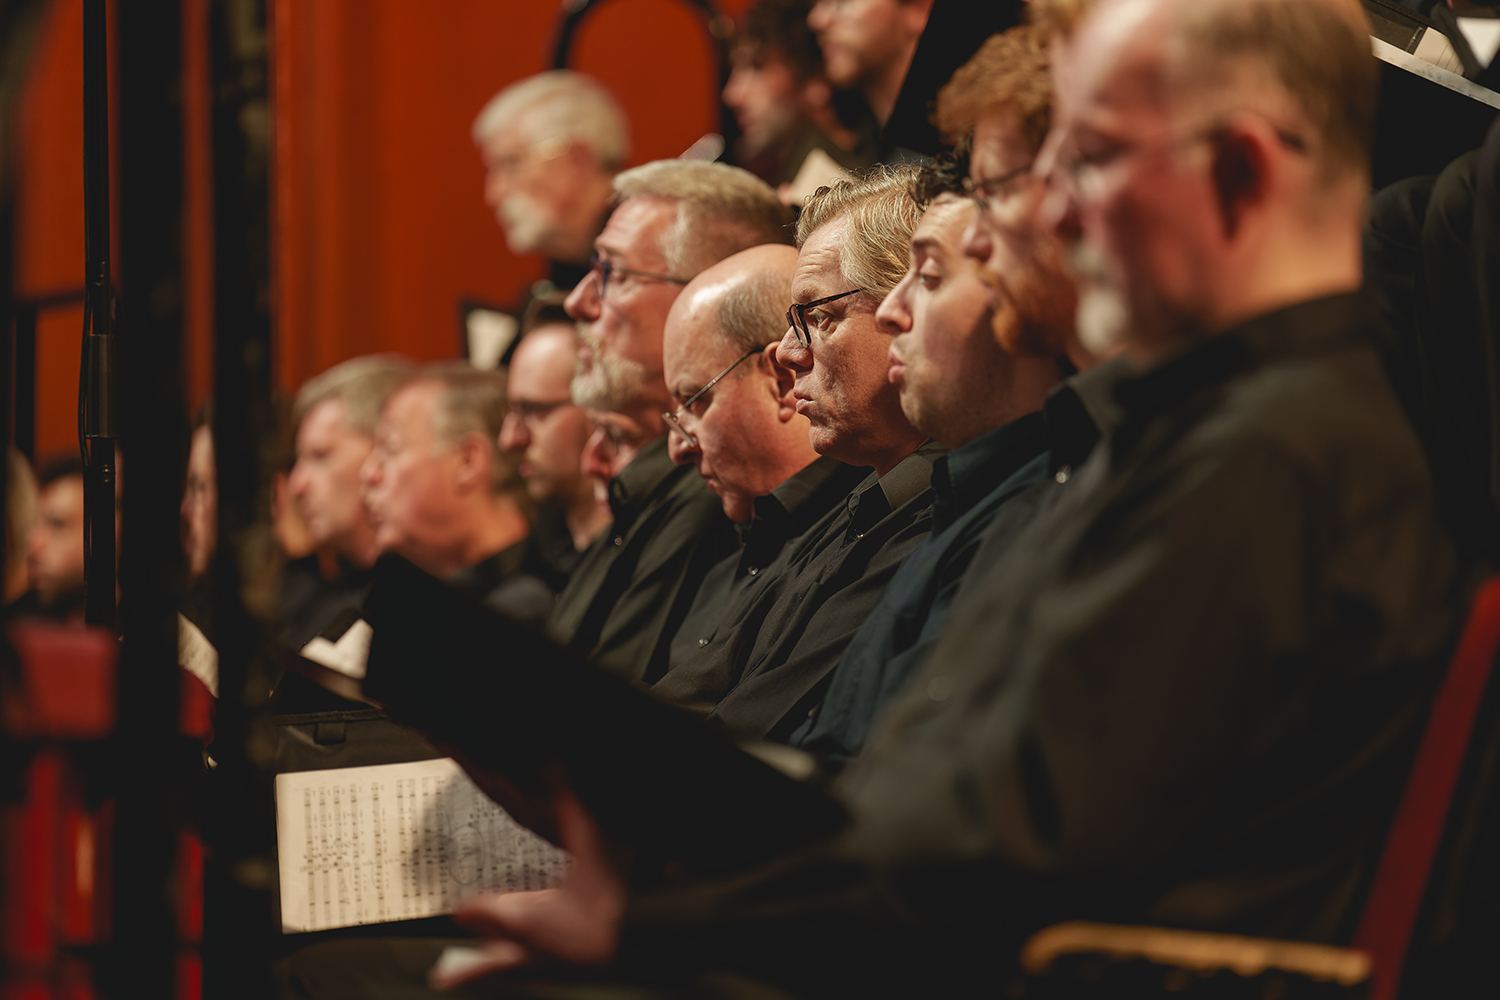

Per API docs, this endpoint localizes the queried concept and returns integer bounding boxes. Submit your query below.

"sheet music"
[275,758,569,933]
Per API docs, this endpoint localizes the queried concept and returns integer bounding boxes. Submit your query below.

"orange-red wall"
[14,0,759,455]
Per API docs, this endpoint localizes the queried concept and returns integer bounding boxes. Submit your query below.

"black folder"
[348,554,847,881]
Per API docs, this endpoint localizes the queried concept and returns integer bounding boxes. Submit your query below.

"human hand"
[429,782,625,989]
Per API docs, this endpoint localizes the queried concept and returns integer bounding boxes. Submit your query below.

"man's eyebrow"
[910,235,941,256]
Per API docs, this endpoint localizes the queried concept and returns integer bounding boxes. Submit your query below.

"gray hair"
[613,160,794,277]
[415,362,525,499]
[295,355,413,436]
[716,266,793,357]
[796,165,922,299]
[471,71,631,171]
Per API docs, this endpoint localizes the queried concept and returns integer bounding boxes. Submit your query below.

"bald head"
[662,244,814,522]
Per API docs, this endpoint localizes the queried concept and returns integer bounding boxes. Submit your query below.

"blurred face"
[564,197,683,409]
[579,410,656,485]
[288,398,376,558]
[807,0,923,89]
[480,117,590,259]
[880,196,1007,445]
[360,382,462,561]
[1038,8,1220,357]
[962,108,1078,359]
[724,46,805,157]
[181,425,217,580]
[500,325,595,506]
[776,218,913,466]
[26,474,85,608]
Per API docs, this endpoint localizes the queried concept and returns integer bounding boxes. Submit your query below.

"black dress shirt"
[653,441,946,742]
[277,554,374,651]
[666,457,870,674]
[445,537,554,628]
[547,436,737,682]
[790,412,1051,764]
[612,293,1472,997]
[525,503,589,594]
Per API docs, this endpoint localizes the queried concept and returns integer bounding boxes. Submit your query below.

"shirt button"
[613,536,624,546]
[1054,465,1072,484]
[854,532,865,541]
[698,637,710,647]
[747,566,759,576]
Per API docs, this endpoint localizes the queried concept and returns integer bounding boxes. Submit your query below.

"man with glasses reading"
[659,244,870,676]
[652,167,941,744]
[549,160,793,681]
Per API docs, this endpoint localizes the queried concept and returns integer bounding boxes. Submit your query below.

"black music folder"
[309,554,847,881]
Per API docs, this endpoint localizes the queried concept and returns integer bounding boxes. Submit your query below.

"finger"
[451,888,559,937]
[427,940,534,990]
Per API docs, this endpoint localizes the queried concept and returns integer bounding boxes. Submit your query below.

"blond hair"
[613,160,794,277]
[796,165,922,299]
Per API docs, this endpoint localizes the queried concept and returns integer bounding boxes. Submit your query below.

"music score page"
[276,758,569,933]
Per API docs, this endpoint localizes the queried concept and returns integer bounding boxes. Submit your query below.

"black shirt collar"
[608,436,683,529]
[445,537,529,602]
[1045,357,1136,474]
[930,411,1050,531]
[740,456,871,569]
[845,440,946,539]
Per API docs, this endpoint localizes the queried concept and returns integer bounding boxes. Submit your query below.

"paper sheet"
[275,758,569,933]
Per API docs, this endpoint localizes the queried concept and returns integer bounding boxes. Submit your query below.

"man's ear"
[766,342,800,423]
[453,433,489,493]
[1210,122,1272,241]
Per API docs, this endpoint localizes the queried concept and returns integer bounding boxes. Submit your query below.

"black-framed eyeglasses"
[785,287,866,346]
[962,163,1035,212]
[589,252,689,301]
[662,347,761,449]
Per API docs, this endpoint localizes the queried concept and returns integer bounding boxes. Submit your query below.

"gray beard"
[571,350,652,411]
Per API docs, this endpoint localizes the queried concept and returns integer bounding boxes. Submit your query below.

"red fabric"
[2,752,63,966]
[1353,576,1500,1000]
[2,624,117,740]
[178,670,215,743]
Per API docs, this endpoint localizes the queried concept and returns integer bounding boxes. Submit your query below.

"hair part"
[472,70,631,172]
[295,355,413,437]
[796,165,923,298]
[613,160,795,277]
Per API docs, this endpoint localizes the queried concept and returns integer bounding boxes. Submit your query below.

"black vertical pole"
[81,0,116,627]
[105,1,187,997]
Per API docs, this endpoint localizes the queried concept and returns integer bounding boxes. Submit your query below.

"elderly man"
[472,71,628,285]
[422,0,1471,994]
[499,318,610,590]
[280,355,411,647]
[547,160,792,681]
[362,363,551,624]
[661,244,868,673]
[652,167,938,741]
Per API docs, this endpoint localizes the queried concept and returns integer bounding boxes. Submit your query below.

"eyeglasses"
[785,287,866,346]
[589,252,689,301]
[662,348,761,449]
[962,163,1035,213]
[507,397,572,428]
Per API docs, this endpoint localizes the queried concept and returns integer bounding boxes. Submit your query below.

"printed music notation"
[275,758,569,933]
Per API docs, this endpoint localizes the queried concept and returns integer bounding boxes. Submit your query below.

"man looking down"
[660,244,869,674]
[548,160,792,681]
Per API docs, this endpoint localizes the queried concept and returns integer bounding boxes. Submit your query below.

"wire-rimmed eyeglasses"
[961,163,1035,213]
[662,348,762,449]
[785,287,866,346]
[589,252,689,301]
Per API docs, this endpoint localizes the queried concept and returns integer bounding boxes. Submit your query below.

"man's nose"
[498,411,528,452]
[564,273,600,322]
[359,453,381,488]
[666,425,699,466]
[774,326,812,373]
[875,281,912,335]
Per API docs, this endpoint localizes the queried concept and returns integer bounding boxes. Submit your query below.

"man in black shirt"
[653,166,939,741]
[361,364,551,625]
[661,244,868,675]
[430,0,1474,995]
[547,161,794,680]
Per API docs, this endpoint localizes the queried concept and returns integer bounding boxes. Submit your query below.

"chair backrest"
[1352,574,1500,1000]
